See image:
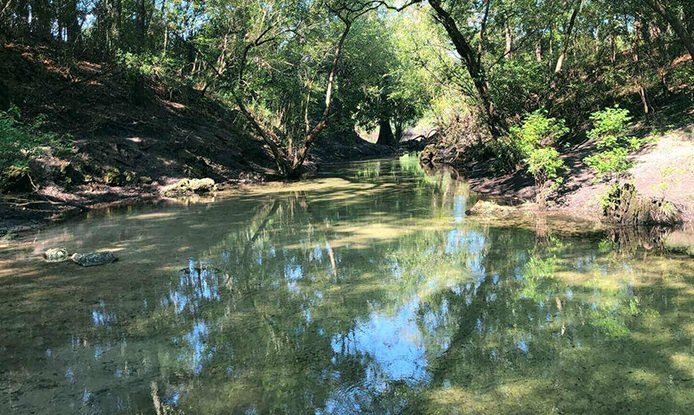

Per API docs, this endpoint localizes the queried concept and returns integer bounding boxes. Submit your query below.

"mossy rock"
[44,248,70,262]
[466,200,517,216]
[161,178,217,197]
[102,167,136,186]
[71,252,118,267]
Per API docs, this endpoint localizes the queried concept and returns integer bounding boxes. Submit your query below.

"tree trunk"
[504,18,513,59]
[236,18,352,178]
[102,0,121,58]
[290,21,352,173]
[394,120,404,143]
[643,0,694,61]
[161,0,168,53]
[377,118,396,146]
[64,0,80,44]
[131,0,148,105]
[31,0,51,41]
[633,20,652,114]
[428,0,505,138]
[0,0,13,18]
[554,0,582,74]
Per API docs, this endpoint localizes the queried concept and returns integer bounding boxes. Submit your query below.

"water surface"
[1,157,692,414]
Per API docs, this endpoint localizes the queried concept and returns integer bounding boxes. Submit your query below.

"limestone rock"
[161,178,217,197]
[71,252,118,267]
[44,248,69,262]
[466,199,516,216]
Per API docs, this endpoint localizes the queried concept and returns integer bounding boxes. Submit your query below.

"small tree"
[583,106,635,181]
[235,1,387,178]
[510,110,568,207]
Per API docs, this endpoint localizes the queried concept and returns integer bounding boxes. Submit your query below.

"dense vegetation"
[1,0,692,185]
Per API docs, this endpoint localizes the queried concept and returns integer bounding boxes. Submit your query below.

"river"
[1,156,692,414]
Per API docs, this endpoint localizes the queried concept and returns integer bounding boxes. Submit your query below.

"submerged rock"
[71,252,118,267]
[180,265,221,275]
[44,248,70,262]
[161,178,217,197]
[466,200,517,216]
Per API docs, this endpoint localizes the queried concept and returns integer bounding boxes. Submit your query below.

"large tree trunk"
[377,118,396,146]
[428,0,504,138]
[643,0,694,61]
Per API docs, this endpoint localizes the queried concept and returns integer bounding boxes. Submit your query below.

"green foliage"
[490,59,549,119]
[0,107,64,176]
[2,0,693,178]
[584,106,636,180]
[526,147,564,186]
[509,110,568,204]
[587,106,633,149]
[598,182,622,211]
[118,52,183,81]
[510,110,569,156]
[584,147,631,178]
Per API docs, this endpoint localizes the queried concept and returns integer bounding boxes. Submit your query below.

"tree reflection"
[1,160,692,414]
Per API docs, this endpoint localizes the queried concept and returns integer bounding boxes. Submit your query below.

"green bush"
[510,110,568,206]
[118,52,182,79]
[511,110,570,155]
[526,147,565,186]
[584,106,637,180]
[587,106,632,148]
[584,147,631,177]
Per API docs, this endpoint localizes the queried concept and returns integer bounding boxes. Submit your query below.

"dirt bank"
[460,123,694,224]
[0,42,395,236]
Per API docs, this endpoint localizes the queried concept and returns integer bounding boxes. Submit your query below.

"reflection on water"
[1,155,693,414]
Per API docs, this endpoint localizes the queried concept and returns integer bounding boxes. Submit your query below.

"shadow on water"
[0,155,692,414]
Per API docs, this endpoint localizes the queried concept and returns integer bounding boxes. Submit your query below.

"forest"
[1,0,692,183]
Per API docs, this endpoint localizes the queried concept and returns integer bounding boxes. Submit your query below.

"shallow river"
[1,157,693,414]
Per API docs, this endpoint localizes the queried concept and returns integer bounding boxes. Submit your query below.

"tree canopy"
[1,0,692,175]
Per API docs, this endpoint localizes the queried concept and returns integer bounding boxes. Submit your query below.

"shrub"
[600,181,682,225]
[511,110,570,154]
[526,147,564,186]
[584,106,636,180]
[584,147,631,177]
[587,106,632,148]
[510,110,568,207]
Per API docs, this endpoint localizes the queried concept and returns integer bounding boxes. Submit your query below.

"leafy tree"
[510,110,568,206]
[583,106,636,180]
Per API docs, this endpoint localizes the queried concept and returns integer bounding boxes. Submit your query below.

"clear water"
[1,157,692,414]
